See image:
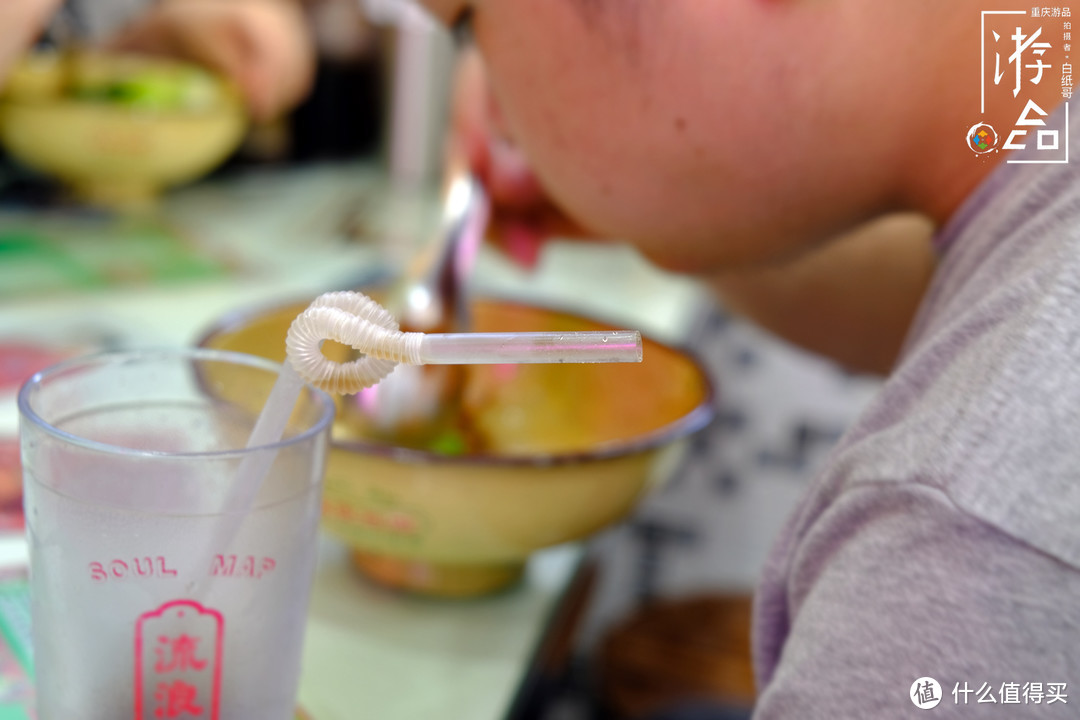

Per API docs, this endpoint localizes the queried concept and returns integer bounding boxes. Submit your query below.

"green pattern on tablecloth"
[0,213,226,296]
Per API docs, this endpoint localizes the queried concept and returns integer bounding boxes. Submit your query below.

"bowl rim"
[0,50,246,117]
[195,290,717,468]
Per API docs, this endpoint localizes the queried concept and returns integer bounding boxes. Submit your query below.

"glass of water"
[18,348,334,719]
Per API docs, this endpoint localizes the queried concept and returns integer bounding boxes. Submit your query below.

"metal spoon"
[341,165,490,448]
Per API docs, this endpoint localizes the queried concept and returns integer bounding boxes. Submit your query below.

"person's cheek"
[472,0,666,244]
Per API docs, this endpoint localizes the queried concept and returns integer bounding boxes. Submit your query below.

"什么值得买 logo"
[911,677,943,709]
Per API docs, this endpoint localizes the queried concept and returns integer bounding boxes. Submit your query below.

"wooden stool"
[597,594,757,719]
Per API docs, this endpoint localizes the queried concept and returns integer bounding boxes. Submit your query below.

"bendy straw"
[285,291,643,394]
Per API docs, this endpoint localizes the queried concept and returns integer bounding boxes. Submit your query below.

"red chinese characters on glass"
[154,680,204,718]
[155,634,208,673]
[135,600,223,720]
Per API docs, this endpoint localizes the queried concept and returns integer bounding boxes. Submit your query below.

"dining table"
[0,160,706,720]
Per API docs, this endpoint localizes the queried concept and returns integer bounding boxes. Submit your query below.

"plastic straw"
[189,360,305,597]
[416,330,642,364]
[287,291,646,393]
[227,360,306,506]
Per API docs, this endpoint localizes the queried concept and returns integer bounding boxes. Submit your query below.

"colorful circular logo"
[967,122,998,154]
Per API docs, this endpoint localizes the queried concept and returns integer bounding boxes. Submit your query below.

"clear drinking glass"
[18,348,334,720]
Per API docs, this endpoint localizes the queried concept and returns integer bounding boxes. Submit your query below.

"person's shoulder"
[817,194,1080,572]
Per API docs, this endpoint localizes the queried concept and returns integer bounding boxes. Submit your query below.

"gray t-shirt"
[752,105,1080,718]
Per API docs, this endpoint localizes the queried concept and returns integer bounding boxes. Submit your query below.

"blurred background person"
[0,0,316,123]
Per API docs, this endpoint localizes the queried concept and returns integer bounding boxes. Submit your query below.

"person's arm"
[0,0,62,87]
[754,482,1080,718]
[108,0,315,121]
[709,213,937,376]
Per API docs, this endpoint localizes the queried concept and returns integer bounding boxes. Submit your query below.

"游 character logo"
[973,9,1071,163]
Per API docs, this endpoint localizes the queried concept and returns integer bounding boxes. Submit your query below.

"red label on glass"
[134,600,223,719]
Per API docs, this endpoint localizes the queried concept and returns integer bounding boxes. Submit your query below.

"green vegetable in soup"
[70,66,218,111]
[426,428,470,457]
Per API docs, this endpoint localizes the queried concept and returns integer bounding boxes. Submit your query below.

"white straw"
[286,291,645,394]
[189,360,305,597]
[416,331,643,364]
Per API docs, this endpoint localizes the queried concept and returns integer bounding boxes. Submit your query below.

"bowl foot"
[72,179,159,211]
[349,550,525,597]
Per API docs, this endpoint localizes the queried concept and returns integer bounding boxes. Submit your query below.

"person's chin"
[637,243,754,277]
[637,247,716,276]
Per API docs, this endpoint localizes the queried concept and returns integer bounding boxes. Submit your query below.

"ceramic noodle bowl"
[0,51,246,209]
[199,295,715,597]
